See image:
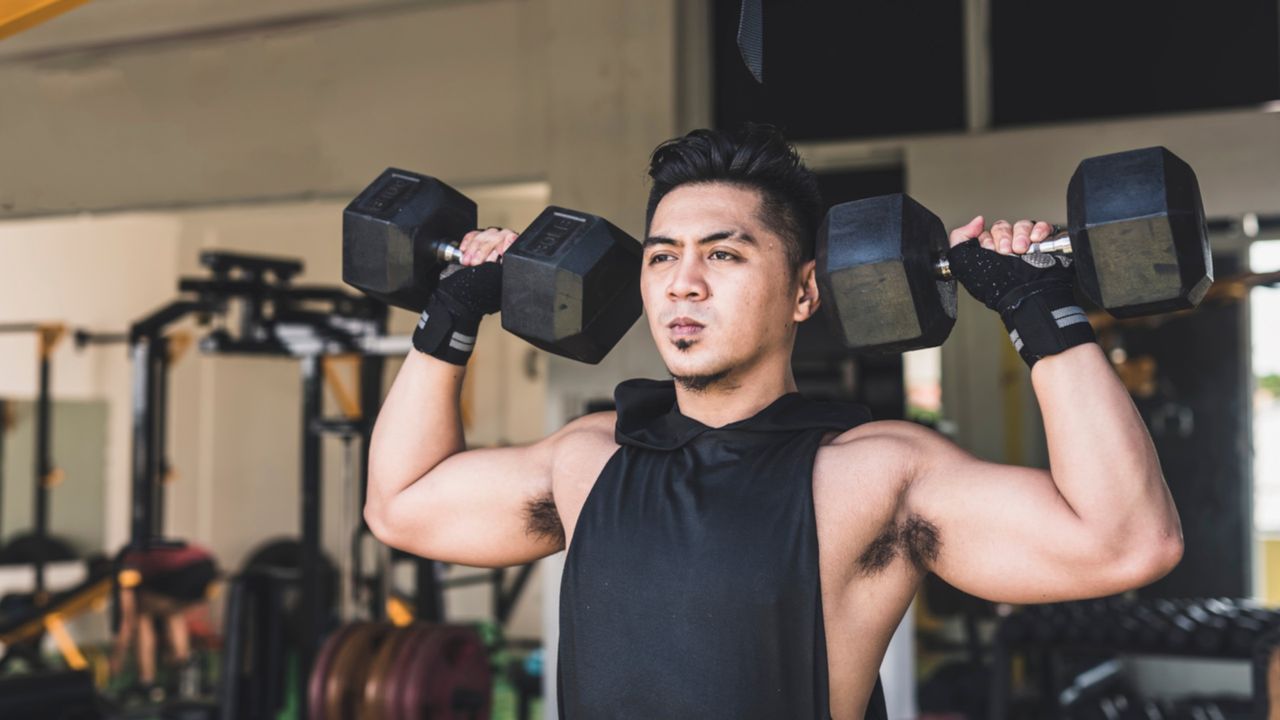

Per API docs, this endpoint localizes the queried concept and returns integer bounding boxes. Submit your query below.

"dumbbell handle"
[427,240,466,265]
[934,230,1072,280]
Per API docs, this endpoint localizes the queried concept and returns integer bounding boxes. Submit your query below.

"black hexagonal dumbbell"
[815,146,1213,353]
[343,168,642,364]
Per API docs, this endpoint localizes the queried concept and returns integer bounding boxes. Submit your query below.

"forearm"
[1032,343,1180,544]
[366,350,467,516]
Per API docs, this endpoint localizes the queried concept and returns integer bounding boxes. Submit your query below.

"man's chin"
[670,367,733,393]
[662,355,736,393]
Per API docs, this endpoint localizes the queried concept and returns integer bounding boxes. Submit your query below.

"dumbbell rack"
[989,598,1280,719]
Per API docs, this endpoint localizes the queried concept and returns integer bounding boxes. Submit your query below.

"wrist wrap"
[410,262,502,366]
[945,239,1097,368]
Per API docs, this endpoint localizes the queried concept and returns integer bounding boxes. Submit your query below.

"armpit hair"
[856,514,941,576]
[901,515,940,568]
[525,493,565,549]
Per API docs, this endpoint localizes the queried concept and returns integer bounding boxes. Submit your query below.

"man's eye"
[647,253,673,264]
[710,250,738,261]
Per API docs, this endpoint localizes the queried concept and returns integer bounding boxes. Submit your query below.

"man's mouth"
[667,317,705,337]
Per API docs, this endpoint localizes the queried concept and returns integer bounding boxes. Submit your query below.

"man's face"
[642,182,814,390]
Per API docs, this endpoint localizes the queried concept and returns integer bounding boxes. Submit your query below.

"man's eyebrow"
[642,230,757,248]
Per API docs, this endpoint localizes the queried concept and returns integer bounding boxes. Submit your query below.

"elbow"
[1144,532,1184,582]
[1107,531,1183,590]
[363,499,398,548]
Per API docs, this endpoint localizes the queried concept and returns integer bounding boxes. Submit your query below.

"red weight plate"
[325,622,393,720]
[360,625,415,720]
[383,624,439,720]
[308,623,358,720]
[399,625,492,720]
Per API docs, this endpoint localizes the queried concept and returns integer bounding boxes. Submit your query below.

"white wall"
[0,0,550,217]
[0,213,185,554]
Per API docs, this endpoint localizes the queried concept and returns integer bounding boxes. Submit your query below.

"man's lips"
[667,317,705,337]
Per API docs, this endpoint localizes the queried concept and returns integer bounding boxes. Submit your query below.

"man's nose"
[666,255,707,300]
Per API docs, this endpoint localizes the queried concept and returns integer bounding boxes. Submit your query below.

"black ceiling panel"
[991,0,1280,125]
[714,0,967,140]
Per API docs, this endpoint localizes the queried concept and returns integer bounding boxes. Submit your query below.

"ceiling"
[0,0,477,62]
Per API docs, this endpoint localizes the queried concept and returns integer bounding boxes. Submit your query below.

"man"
[364,125,1183,719]
[110,542,218,700]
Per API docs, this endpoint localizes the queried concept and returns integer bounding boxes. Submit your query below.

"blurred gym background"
[0,1,1277,718]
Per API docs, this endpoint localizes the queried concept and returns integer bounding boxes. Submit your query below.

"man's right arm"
[363,349,572,568]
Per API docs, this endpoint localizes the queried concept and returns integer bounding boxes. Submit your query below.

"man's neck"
[673,362,798,428]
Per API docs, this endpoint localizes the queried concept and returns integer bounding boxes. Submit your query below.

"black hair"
[644,124,823,276]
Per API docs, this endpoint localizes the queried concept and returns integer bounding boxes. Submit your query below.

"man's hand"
[943,215,1094,369]
[458,227,519,265]
[412,226,518,365]
[949,216,1056,255]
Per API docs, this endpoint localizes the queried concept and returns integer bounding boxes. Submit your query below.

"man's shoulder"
[826,417,941,449]
[559,410,618,437]
[818,419,955,480]
[546,412,621,496]
[549,410,621,457]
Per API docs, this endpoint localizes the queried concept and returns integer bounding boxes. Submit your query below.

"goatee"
[671,369,731,393]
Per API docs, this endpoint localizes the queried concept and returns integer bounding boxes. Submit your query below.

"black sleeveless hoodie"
[557,378,888,719]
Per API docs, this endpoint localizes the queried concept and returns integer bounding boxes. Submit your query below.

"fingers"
[987,219,1048,254]
[990,219,1013,254]
[1029,220,1054,245]
[948,215,985,248]
[458,228,518,265]
[1012,220,1035,253]
[948,216,1052,254]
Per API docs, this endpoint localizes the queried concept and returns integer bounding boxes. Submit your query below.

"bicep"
[375,440,562,568]
[903,430,1126,604]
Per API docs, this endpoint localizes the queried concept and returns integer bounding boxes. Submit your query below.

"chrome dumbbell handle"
[427,240,465,265]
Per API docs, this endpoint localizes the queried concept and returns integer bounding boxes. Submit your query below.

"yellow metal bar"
[1264,538,1280,605]
[1000,329,1024,465]
[0,579,109,645]
[0,0,93,42]
[166,330,194,365]
[321,355,363,421]
[43,613,88,670]
[42,466,65,488]
[37,323,67,361]
[386,595,414,627]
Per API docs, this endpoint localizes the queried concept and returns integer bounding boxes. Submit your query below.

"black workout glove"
[945,239,1096,368]
[411,262,503,365]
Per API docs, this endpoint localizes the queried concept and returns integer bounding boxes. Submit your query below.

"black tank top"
[557,379,888,719]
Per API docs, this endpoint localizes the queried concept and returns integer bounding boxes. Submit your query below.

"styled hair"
[644,124,823,276]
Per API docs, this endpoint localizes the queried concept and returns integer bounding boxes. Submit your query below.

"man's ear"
[794,259,821,322]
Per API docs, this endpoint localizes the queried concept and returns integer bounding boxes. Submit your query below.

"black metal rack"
[0,323,68,599]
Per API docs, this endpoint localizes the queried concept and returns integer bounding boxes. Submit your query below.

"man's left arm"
[899,217,1183,604]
